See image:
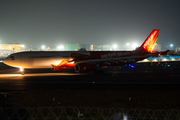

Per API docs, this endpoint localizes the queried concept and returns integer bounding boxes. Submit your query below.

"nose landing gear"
[21,71,25,75]
[19,67,25,75]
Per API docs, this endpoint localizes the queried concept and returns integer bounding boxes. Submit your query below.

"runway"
[1,62,180,92]
[1,62,180,111]
[1,72,180,92]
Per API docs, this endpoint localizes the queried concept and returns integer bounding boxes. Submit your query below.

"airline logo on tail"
[141,29,160,53]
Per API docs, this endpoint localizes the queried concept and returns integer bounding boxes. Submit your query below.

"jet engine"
[75,63,96,73]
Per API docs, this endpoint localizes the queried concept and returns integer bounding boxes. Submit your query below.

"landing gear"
[21,71,25,75]
[20,67,25,75]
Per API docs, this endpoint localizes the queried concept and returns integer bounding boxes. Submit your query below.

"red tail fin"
[140,29,160,53]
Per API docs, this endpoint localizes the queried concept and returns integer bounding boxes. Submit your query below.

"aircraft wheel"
[21,68,25,75]
[51,68,55,71]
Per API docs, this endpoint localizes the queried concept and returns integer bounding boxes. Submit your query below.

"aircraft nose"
[3,58,10,65]
[3,58,7,64]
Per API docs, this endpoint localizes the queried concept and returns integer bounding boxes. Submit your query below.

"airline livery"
[3,29,168,74]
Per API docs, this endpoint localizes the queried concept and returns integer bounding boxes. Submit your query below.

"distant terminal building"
[79,44,90,51]
[63,44,111,51]
[60,43,162,51]
[90,44,111,51]
[63,44,114,51]
[125,43,131,51]
[0,44,25,51]
[64,44,79,51]
[125,43,162,51]
[0,44,25,58]
[154,43,161,51]
[63,44,90,51]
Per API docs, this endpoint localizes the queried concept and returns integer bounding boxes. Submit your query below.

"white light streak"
[143,59,148,61]
[19,67,24,71]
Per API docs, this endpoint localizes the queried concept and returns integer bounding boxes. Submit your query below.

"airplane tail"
[137,29,160,53]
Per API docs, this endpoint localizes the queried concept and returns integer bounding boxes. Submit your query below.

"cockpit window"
[10,56,14,59]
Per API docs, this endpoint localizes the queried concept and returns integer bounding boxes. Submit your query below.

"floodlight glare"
[132,43,138,49]
[57,45,64,50]
[60,45,64,49]
[113,44,117,49]
[42,45,45,50]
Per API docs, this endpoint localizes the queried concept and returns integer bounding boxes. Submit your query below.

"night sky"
[0,0,180,50]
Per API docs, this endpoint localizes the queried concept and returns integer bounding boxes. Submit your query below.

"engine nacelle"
[75,63,96,73]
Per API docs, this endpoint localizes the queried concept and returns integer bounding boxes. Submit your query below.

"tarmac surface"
[0,61,180,92]
[0,61,180,111]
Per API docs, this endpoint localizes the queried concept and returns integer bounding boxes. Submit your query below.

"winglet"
[139,29,160,53]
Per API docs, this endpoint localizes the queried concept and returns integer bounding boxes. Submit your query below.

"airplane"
[3,29,169,75]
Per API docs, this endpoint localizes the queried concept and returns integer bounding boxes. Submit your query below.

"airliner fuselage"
[3,29,168,74]
[3,51,143,68]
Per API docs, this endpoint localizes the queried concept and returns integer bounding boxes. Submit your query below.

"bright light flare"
[163,58,167,61]
[123,115,128,120]
[132,43,138,49]
[143,59,148,61]
[112,44,117,49]
[19,67,24,71]
[68,61,74,64]
[57,45,64,50]
[42,45,45,50]
[130,65,134,68]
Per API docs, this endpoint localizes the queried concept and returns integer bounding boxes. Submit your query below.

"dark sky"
[0,0,180,49]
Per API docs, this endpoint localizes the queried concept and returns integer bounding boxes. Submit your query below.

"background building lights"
[57,45,64,51]
[42,45,45,50]
[132,43,138,50]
